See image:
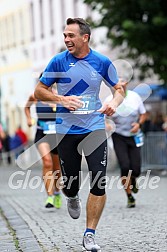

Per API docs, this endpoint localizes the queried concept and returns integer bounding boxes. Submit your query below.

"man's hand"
[98,79,126,116]
[60,95,84,111]
[34,82,84,111]
[97,93,120,116]
[97,101,117,116]
[130,122,140,133]
[27,118,33,127]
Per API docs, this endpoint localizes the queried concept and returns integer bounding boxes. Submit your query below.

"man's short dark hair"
[66,18,91,41]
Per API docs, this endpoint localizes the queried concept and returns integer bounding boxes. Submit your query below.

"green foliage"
[84,0,167,85]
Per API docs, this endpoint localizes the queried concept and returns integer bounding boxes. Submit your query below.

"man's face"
[63,23,88,57]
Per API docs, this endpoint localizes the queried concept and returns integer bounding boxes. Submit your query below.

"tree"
[84,0,167,85]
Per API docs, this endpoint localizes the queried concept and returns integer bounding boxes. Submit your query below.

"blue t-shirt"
[40,49,118,134]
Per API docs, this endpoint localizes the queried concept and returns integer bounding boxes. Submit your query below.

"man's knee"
[90,187,106,196]
[90,176,106,196]
[89,169,106,196]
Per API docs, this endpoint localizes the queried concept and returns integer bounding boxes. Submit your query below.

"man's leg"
[56,133,83,218]
[83,130,107,251]
[86,193,106,230]
[82,194,105,251]
[37,142,57,208]
[129,145,141,194]
[112,133,136,207]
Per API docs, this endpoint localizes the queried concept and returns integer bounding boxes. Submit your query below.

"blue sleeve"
[103,59,118,87]
[40,57,58,87]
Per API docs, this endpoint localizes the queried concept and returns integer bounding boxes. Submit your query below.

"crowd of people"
[142,111,167,134]
[0,125,28,164]
[0,16,167,252]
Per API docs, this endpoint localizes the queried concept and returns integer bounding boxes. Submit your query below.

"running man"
[25,83,62,209]
[34,18,125,251]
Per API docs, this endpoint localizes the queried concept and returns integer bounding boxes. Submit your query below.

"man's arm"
[24,94,37,127]
[34,82,61,103]
[98,80,125,116]
[34,81,83,111]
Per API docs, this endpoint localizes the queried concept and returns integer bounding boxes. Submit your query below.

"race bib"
[43,121,56,134]
[71,95,96,114]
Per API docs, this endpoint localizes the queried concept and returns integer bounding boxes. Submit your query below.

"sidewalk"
[0,163,167,252]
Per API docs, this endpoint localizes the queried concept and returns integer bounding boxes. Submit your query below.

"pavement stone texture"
[0,163,167,252]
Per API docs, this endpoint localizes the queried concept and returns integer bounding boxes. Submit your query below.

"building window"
[73,0,78,17]
[19,11,24,45]
[39,0,44,38]
[4,18,9,50]
[30,2,35,41]
[33,48,37,61]
[6,17,11,48]
[51,42,56,55]
[49,0,54,35]
[60,0,66,30]
[42,45,46,58]
[0,21,3,51]
[11,15,16,47]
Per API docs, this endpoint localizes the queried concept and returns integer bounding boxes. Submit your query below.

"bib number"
[43,121,56,134]
[71,95,96,114]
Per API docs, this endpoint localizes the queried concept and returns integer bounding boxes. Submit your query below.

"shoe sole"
[45,203,54,208]
[127,204,135,208]
[54,205,61,209]
[82,247,101,252]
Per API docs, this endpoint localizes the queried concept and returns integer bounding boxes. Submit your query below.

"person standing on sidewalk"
[107,83,146,208]
[34,17,125,251]
[0,123,5,164]
[25,83,62,209]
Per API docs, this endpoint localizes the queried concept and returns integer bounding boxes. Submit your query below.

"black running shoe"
[127,195,135,208]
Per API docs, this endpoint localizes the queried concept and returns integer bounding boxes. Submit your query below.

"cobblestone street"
[0,164,167,251]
